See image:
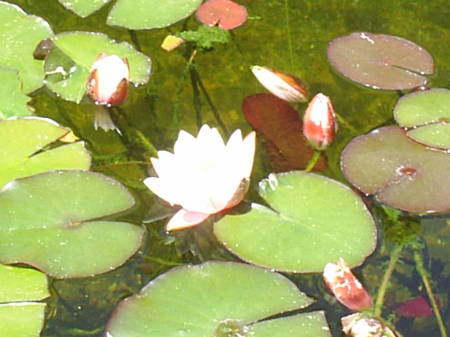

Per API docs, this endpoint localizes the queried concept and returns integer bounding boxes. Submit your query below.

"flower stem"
[373,245,403,317]
[335,112,358,134]
[173,49,197,126]
[304,151,321,172]
[283,0,294,72]
[414,250,448,337]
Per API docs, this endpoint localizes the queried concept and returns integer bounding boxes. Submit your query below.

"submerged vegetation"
[0,0,448,337]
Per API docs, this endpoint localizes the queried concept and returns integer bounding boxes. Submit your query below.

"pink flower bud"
[323,258,372,311]
[87,54,129,106]
[303,93,337,150]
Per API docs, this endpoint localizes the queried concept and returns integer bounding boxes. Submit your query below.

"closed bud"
[303,93,337,150]
[87,54,129,106]
[341,314,399,337]
[251,65,308,103]
[323,258,372,311]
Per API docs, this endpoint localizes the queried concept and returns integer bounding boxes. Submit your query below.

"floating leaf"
[215,172,376,272]
[0,264,48,337]
[106,262,331,337]
[45,31,151,103]
[327,32,434,90]
[0,67,32,118]
[196,0,248,30]
[107,0,203,30]
[0,2,53,93]
[0,117,91,188]
[341,126,450,213]
[0,170,145,278]
[394,88,450,150]
[242,94,326,172]
[58,0,111,17]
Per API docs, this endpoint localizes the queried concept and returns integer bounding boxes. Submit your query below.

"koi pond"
[0,1,448,337]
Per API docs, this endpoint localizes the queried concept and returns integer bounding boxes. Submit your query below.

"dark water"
[6,0,450,336]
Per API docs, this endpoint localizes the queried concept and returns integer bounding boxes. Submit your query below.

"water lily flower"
[323,258,373,311]
[87,54,129,131]
[251,65,308,103]
[144,125,256,231]
[303,93,337,150]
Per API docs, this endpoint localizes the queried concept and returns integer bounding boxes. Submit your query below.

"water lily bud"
[323,258,372,311]
[87,54,129,106]
[303,93,337,150]
[341,314,399,337]
[251,65,308,103]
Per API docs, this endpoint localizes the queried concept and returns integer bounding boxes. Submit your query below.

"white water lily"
[144,125,256,231]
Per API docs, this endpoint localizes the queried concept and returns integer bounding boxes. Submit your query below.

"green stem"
[335,112,359,134]
[373,245,403,317]
[173,49,197,126]
[304,151,321,172]
[283,0,294,72]
[414,251,448,337]
[189,67,203,129]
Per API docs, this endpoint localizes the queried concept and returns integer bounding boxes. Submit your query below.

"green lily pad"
[0,117,91,188]
[0,2,53,93]
[106,262,331,337]
[0,170,145,278]
[45,31,152,103]
[341,126,450,213]
[393,88,450,150]
[0,264,48,337]
[57,0,203,30]
[214,172,376,273]
[0,67,32,118]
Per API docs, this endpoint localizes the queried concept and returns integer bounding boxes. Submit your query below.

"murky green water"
[5,0,450,336]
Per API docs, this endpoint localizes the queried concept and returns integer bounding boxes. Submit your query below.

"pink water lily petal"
[166,209,210,231]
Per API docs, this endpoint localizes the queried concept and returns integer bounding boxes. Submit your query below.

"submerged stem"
[373,245,403,317]
[283,0,294,72]
[335,112,359,134]
[304,151,321,172]
[414,251,448,337]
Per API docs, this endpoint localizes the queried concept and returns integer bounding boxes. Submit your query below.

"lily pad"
[0,67,32,118]
[0,117,91,188]
[393,88,450,150]
[341,126,450,213]
[106,261,331,337]
[196,0,248,30]
[0,264,48,337]
[0,170,145,278]
[327,32,434,90]
[214,171,376,273]
[58,0,203,29]
[45,31,151,103]
[242,94,326,172]
[0,2,53,93]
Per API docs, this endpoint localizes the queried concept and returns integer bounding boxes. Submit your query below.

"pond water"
[2,0,450,337]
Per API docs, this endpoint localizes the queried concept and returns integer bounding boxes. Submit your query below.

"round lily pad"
[0,170,145,278]
[327,32,434,90]
[58,0,111,17]
[214,171,377,273]
[341,126,450,213]
[106,261,331,337]
[0,117,91,188]
[0,67,32,118]
[0,2,53,93]
[394,88,450,150]
[0,264,48,337]
[196,0,248,30]
[45,31,151,103]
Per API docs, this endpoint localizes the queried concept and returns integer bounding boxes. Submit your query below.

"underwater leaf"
[341,126,450,213]
[58,0,112,17]
[0,170,145,278]
[242,94,326,172]
[394,88,450,150]
[0,67,33,118]
[107,0,203,30]
[215,172,376,273]
[45,31,151,103]
[327,32,434,90]
[196,0,248,30]
[0,117,91,188]
[0,264,48,337]
[106,262,331,337]
[0,2,54,93]
[178,25,230,50]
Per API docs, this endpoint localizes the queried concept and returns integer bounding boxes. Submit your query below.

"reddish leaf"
[242,94,326,172]
[196,0,248,30]
[395,296,439,317]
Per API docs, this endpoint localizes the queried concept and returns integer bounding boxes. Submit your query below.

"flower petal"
[166,209,210,231]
